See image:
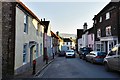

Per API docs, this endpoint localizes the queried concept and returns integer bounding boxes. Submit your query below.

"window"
[106,26,111,36]
[91,34,93,41]
[36,23,39,36]
[96,44,100,51]
[67,47,69,50]
[40,43,42,55]
[66,42,68,45]
[36,30,39,36]
[106,12,110,20]
[24,14,28,33]
[23,43,27,64]
[70,42,72,45]
[101,44,104,51]
[40,32,42,37]
[99,16,102,22]
[97,29,101,38]
[94,20,97,24]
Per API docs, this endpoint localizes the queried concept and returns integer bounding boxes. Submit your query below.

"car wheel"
[104,63,111,72]
[91,59,94,64]
[73,55,76,58]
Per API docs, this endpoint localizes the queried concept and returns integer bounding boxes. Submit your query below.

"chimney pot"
[44,18,45,21]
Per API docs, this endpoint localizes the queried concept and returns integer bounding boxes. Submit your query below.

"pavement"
[14,54,58,78]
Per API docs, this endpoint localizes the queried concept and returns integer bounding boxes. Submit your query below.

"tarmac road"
[36,55,120,78]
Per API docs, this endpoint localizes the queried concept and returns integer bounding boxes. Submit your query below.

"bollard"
[32,60,36,75]
[46,56,48,64]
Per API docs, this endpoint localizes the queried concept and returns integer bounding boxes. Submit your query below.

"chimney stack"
[56,31,59,36]
[83,22,88,32]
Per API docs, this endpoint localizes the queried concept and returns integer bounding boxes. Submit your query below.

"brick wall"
[2,2,16,79]
[0,1,2,80]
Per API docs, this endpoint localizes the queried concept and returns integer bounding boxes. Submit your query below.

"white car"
[65,50,75,58]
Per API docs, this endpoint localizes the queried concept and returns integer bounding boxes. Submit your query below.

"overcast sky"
[21,0,111,34]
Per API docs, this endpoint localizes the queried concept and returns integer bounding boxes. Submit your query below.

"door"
[105,41,108,53]
[30,46,34,67]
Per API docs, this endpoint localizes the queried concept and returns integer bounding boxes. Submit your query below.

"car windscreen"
[98,52,107,56]
[66,51,74,52]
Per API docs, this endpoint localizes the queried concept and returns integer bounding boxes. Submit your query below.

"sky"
[21,0,111,34]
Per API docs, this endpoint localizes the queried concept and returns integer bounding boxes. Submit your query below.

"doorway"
[105,41,108,53]
[30,45,35,67]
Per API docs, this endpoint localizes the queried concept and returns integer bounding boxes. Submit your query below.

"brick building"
[93,1,120,53]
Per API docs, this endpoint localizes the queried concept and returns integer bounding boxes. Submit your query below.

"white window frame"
[23,43,28,65]
[106,12,110,20]
[24,14,28,33]
[36,23,39,36]
[97,29,101,38]
[99,16,102,22]
[106,26,111,36]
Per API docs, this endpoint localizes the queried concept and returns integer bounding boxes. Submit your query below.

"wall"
[47,24,52,56]
[15,6,43,74]
[78,38,82,51]
[82,32,88,47]
[88,34,94,50]
[2,2,16,78]
[0,1,2,80]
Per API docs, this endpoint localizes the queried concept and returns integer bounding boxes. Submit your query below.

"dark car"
[86,51,107,64]
[79,48,84,59]
[79,47,92,60]
[58,51,66,57]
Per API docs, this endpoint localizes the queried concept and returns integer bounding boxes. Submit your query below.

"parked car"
[58,51,66,57]
[104,44,120,72]
[79,48,84,59]
[65,50,75,58]
[79,47,92,60]
[86,51,107,64]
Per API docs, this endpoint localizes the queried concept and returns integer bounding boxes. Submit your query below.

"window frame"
[106,12,110,20]
[24,14,28,34]
[97,29,101,38]
[99,16,102,22]
[23,43,28,65]
[106,26,111,36]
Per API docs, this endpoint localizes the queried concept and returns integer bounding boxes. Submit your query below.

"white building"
[63,38,75,50]
[15,2,44,74]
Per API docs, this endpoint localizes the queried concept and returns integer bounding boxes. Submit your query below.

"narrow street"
[36,55,120,78]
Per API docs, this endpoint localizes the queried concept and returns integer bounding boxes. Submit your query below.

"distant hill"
[59,33,77,39]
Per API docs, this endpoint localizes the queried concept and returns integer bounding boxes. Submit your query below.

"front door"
[105,41,108,53]
[30,46,34,67]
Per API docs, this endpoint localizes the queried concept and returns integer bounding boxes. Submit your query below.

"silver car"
[65,50,75,58]
[104,44,120,72]
[86,51,107,63]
